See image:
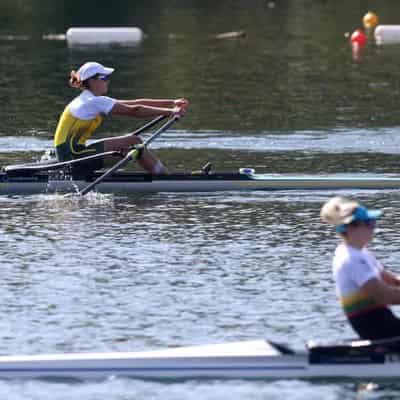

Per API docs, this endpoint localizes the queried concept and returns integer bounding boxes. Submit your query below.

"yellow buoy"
[363,11,379,29]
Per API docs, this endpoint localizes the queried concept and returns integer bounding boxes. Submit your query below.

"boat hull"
[0,339,399,380]
[2,172,400,195]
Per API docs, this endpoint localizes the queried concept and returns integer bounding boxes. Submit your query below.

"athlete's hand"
[174,98,189,110]
[171,105,187,118]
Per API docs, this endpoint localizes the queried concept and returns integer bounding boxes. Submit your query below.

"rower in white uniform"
[321,196,400,340]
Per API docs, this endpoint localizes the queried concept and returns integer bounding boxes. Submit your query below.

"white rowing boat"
[0,337,399,380]
[5,114,398,195]
[2,169,400,195]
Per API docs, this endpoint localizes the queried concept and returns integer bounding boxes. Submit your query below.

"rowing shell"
[0,338,399,380]
[2,171,400,195]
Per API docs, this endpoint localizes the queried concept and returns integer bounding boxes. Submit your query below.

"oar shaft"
[142,115,178,147]
[78,116,179,196]
[128,115,167,137]
[79,153,135,196]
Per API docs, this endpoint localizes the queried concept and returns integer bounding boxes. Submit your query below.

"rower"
[54,61,189,174]
[321,196,400,340]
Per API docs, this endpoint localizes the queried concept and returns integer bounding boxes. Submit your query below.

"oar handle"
[78,115,179,196]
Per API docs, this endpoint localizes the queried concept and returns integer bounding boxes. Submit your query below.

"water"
[2,0,400,398]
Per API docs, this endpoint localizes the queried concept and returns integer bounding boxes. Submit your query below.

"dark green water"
[2,0,400,136]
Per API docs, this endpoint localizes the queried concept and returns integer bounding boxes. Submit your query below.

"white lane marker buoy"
[375,25,400,46]
[66,27,144,46]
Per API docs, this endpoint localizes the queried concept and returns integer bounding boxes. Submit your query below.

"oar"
[78,115,179,196]
[6,116,168,175]
[4,151,122,174]
[127,114,167,137]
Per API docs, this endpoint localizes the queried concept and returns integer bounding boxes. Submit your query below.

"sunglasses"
[93,74,110,81]
[350,219,376,229]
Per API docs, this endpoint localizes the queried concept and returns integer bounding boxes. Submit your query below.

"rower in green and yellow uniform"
[54,61,189,173]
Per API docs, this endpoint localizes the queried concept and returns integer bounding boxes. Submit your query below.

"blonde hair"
[69,70,88,89]
[320,196,359,226]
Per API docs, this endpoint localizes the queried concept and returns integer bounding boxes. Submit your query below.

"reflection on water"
[1,190,399,349]
[3,2,400,136]
[2,126,400,153]
[2,189,400,400]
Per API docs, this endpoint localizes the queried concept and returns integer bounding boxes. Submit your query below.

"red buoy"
[350,29,367,47]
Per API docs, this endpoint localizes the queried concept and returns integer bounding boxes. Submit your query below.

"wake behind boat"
[1,337,400,380]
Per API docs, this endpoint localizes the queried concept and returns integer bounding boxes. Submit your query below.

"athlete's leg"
[95,136,167,174]
[350,308,400,340]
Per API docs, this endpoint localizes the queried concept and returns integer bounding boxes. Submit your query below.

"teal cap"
[335,206,382,233]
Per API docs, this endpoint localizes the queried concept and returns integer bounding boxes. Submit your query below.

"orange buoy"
[350,29,367,47]
[363,11,379,29]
